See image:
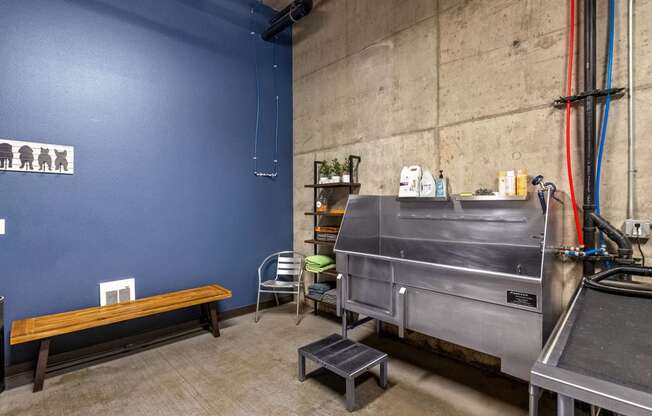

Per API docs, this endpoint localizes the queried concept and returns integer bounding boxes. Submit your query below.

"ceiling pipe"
[261,0,312,41]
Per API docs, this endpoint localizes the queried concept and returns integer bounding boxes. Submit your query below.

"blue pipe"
[595,0,616,217]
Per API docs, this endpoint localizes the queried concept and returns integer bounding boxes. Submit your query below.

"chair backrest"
[276,253,303,280]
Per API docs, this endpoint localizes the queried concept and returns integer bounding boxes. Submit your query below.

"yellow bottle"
[516,169,528,196]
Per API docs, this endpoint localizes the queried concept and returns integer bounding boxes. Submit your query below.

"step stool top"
[299,334,387,378]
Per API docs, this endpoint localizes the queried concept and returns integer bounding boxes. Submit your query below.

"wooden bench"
[11,284,231,392]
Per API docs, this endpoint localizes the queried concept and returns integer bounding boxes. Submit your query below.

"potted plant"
[342,158,351,183]
[319,161,331,184]
[331,158,342,183]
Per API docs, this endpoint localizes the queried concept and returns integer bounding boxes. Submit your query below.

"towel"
[321,289,337,304]
[306,263,336,274]
[305,255,334,267]
[308,282,334,294]
[305,255,336,273]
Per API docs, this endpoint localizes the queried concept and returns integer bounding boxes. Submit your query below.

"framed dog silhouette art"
[0,139,74,175]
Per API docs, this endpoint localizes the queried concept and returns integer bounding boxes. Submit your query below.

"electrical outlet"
[622,219,651,242]
[0,219,5,235]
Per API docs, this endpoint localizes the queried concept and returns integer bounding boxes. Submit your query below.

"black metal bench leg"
[34,339,50,392]
[208,302,220,337]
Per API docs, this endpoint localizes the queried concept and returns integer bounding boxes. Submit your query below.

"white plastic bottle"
[399,166,422,197]
[498,171,507,195]
[505,170,516,196]
[420,169,436,197]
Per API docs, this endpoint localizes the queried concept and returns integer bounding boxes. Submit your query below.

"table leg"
[346,377,355,412]
[557,394,575,416]
[529,384,542,416]
[33,339,50,392]
[298,352,306,382]
[379,360,388,388]
[208,302,220,337]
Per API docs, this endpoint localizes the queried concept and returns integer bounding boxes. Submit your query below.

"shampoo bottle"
[435,170,448,198]
[420,169,436,197]
[498,171,507,195]
[516,169,528,196]
[505,170,516,196]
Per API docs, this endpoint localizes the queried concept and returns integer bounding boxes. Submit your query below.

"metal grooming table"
[530,285,652,416]
[298,334,388,411]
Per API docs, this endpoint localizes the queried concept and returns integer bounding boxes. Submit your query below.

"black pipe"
[262,0,312,41]
[583,0,597,276]
[590,212,633,258]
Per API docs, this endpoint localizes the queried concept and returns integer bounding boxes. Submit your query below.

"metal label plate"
[507,290,537,308]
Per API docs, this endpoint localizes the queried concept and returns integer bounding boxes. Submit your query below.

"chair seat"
[261,279,298,288]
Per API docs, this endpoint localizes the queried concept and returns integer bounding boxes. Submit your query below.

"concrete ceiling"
[262,0,291,11]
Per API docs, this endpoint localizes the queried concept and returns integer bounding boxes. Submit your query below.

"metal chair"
[255,251,305,325]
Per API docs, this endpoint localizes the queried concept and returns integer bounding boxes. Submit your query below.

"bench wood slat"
[11,284,231,345]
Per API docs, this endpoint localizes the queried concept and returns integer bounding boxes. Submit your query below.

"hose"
[565,0,584,245]
[564,0,582,244]
[583,265,652,298]
[595,0,616,219]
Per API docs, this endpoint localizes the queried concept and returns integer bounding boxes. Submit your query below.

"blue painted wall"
[0,0,292,363]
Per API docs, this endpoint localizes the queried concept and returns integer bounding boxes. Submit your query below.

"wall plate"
[622,219,651,242]
[99,278,135,306]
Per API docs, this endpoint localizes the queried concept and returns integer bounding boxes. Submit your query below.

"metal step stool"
[298,334,388,412]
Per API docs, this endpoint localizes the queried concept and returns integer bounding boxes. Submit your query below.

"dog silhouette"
[54,150,68,171]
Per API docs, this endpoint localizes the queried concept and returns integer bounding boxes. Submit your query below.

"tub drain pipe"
[590,212,633,259]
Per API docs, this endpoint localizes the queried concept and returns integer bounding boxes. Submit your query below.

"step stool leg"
[34,339,51,392]
[298,352,306,382]
[346,377,355,412]
[379,359,388,388]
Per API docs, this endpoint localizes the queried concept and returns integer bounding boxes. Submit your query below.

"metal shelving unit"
[305,155,361,311]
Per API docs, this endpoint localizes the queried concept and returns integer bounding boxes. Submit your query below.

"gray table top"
[532,285,652,415]
[557,288,652,393]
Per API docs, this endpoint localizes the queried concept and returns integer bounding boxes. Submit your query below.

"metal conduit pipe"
[583,0,597,275]
[627,0,636,218]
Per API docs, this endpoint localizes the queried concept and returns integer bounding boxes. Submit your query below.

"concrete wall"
[293,0,652,281]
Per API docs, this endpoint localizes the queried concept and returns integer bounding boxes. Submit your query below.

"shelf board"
[304,212,345,217]
[455,194,529,201]
[305,239,335,246]
[308,269,337,277]
[304,183,361,189]
[397,196,450,202]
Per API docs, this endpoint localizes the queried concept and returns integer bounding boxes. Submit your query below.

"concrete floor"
[0,304,557,416]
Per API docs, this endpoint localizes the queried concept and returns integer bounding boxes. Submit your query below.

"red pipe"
[565,0,584,245]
